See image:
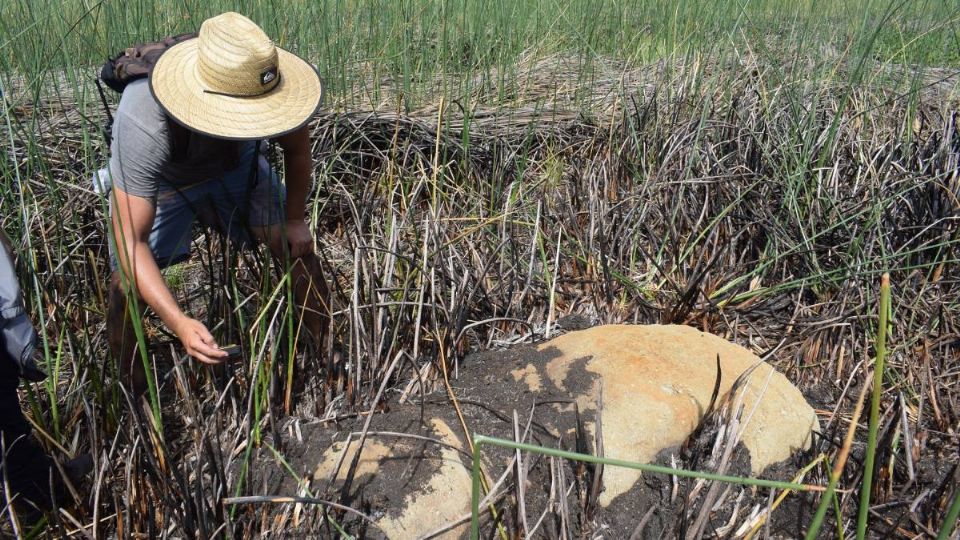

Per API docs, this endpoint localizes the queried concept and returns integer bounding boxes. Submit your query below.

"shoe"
[50,453,94,506]
[63,454,93,486]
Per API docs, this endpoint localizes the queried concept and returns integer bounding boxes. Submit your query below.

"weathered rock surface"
[311,418,472,538]
[289,324,818,538]
[531,324,819,505]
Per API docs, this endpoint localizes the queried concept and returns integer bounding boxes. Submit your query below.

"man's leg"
[215,144,333,355]
[264,232,332,354]
[0,361,55,522]
[291,253,331,354]
[107,272,147,397]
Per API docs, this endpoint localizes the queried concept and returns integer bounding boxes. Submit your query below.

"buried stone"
[303,324,819,538]
[533,324,820,506]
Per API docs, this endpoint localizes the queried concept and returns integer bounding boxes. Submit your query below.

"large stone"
[526,324,819,505]
[300,324,819,536]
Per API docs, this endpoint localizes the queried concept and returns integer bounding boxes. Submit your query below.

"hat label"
[260,67,277,86]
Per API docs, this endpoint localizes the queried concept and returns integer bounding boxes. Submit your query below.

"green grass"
[1,0,958,110]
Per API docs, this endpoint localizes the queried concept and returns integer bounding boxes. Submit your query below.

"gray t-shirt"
[107,79,245,198]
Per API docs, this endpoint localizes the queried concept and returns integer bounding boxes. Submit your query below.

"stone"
[312,418,472,539]
[530,324,819,506]
[302,324,819,536]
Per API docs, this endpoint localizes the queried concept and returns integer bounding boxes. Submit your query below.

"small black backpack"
[95,32,197,144]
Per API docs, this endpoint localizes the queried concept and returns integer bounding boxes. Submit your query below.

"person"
[0,228,91,524]
[106,12,331,397]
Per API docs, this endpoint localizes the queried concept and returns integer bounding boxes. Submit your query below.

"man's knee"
[107,273,132,323]
[292,255,328,290]
[108,271,129,300]
[106,274,141,357]
[250,224,285,259]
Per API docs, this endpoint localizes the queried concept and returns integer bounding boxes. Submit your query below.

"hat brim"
[150,39,323,140]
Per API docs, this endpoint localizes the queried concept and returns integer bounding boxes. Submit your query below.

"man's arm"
[111,188,228,364]
[275,126,314,258]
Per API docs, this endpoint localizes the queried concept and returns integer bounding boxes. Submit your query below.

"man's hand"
[285,218,314,259]
[172,317,229,364]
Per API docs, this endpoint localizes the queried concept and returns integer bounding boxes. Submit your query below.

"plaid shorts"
[110,143,285,270]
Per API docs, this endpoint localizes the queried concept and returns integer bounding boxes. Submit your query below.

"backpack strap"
[240,140,262,230]
[94,79,114,146]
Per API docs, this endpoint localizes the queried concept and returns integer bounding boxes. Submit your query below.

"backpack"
[95,32,197,145]
[99,32,196,93]
[92,32,261,202]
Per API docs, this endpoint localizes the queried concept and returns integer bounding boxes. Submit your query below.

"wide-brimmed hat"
[150,12,323,140]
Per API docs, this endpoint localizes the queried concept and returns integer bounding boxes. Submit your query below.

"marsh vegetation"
[0,0,958,537]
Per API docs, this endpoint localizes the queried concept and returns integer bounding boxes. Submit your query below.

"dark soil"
[253,325,843,539]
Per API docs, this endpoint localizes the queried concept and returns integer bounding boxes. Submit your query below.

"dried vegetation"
[1,44,959,538]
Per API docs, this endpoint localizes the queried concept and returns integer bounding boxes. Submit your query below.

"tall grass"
[0,0,958,537]
[857,273,891,538]
[1,0,958,110]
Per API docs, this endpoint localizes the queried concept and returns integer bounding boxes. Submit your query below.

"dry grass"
[1,49,959,537]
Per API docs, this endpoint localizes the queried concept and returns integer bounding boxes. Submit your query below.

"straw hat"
[150,12,323,140]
